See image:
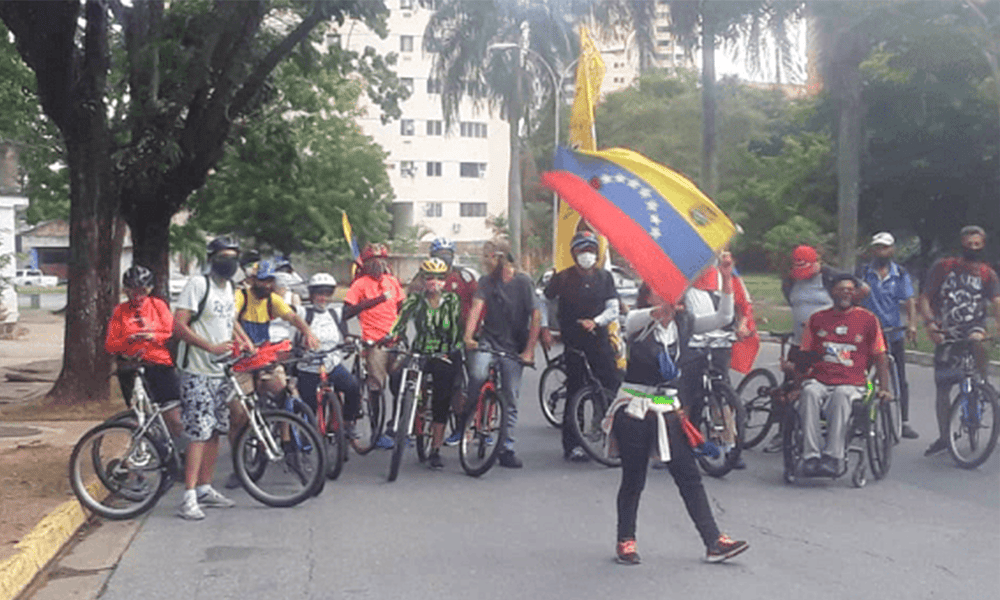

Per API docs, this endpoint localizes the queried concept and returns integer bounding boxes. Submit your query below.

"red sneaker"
[706,534,749,563]
[616,539,641,565]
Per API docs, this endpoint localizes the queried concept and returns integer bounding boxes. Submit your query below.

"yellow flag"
[556,25,606,272]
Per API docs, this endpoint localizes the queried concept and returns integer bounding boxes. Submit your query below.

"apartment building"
[332,2,510,247]
[598,2,696,95]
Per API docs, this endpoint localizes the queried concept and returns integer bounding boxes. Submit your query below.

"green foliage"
[188,54,393,259]
[762,215,833,270]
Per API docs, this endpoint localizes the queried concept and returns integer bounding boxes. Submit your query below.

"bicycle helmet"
[570,230,599,252]
[429,237,455,255]
[240,249,261,269]
[254,259,276,280]
[360,243,388,262]
[273,256,293,272]
[122,265,154,289]
[207,235,240,257]
[420,257,449,276]
[308,272,337,290]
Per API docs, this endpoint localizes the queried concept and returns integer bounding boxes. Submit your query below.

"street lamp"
[488,43,579,262]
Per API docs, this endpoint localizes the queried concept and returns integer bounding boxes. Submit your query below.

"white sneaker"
[177,496,205,520]
[197,486,236,508]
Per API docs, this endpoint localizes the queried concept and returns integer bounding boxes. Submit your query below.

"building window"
[459,162,486,178]
[400,0,414,9]
[423,202,443,218]
[325,33,341,48]
[426,161,442,177]
[460,122,487,138]
[401,119,415,136]
[460,202,488,217]
[426,78,442,94]
[400,160,416,177]
[400,77,414,94]
[426,120,443,136]
[400,35,414,52]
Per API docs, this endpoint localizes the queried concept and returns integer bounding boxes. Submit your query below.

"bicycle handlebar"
[469,345,534,368]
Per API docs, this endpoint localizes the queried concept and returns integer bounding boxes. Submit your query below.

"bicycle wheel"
[69,421,168,520]
[321,392,346,480]
[458,389,506,477]
[538,363,567,428]
[947,382,1000,469]
[233,410,325,507]
[351,383,383,455]
[695,385,746,478]
[870,357,902,445]
[782,407,803,484]
[567,386,621,467]
[867,400,893,480]
[735,368,778,449]
[387,388,414,482]
[414,393,433,463]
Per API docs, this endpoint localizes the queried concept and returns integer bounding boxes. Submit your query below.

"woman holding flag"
[605,252,749,566]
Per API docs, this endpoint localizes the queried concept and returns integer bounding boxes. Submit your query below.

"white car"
[13,269,59,287]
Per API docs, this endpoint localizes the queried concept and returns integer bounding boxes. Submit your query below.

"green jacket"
[389,291,463,354]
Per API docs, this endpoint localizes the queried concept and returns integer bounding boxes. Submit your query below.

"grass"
[741,272,1000,361]
[14,285,67,294]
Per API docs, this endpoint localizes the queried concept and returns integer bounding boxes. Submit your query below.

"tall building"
[333,2,510,249]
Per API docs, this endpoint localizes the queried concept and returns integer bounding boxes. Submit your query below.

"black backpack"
[296,305,348,347]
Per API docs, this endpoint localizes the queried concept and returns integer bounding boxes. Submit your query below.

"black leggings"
[425,356,459,424]
[613,409,720,547]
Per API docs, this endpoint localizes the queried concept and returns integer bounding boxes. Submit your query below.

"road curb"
[0,496,90,600]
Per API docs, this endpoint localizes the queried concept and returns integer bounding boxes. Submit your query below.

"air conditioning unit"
[452,223,461,233]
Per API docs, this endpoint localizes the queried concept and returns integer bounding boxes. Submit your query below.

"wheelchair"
[781,379,893,488]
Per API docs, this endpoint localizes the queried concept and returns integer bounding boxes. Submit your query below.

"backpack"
[237,287,275,323]
[296,305,348,348]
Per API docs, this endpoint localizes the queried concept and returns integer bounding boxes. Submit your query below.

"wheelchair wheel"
[851,458,868,488]
[867,401,893,480]
[782,407,803,484]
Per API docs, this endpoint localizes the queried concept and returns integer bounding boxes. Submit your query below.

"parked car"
[13,269,59,287]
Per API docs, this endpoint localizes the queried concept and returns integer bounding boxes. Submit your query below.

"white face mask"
[575,252,598,270]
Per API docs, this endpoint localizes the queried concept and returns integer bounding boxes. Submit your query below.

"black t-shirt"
[475,272,537,354]
[544,267,617,346]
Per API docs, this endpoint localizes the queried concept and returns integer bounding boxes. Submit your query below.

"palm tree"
[422,0,577,260]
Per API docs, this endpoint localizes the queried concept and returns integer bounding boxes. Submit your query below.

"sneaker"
[762,433,783,454]
[732,455,747,470]
[565,447,590,463]
[616,539,641,565]
[924,438,947,456]
[177,496,205,521]
[428,451,444,470]
[818,454,840,477]
[197,486,236,509]
[375,433,395,450]
[802,456,821,477]
[224,472,241,490]
[901,424,919,440]
[706,534,749,563]
[443,431,462,447]
[497,450,523,469]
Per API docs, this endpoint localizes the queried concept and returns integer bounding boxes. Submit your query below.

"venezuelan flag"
[541,146,736,304]
[341,211,360,261]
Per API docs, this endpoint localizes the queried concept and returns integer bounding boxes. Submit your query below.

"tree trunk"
[508,47,523,261]
[836,65,862,272]
[125,190,176,302]
[700,13,717,199]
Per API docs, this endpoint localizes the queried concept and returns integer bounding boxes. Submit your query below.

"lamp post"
[488,43,578,262]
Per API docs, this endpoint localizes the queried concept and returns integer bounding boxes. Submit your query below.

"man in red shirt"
[799,274,892,477]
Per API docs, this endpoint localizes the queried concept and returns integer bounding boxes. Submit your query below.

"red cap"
[790,245,819,280]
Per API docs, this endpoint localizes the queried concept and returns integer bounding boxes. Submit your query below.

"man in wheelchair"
[795,273,893,477]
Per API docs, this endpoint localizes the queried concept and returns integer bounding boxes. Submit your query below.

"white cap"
[871,232,895,247]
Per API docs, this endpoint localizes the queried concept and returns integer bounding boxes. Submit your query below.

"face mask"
[252,285,271,299]
[575,252,598,270]
[963,248,983,262]
[210,256,239,279]
[425,279,445,294]
[872,256,890,268]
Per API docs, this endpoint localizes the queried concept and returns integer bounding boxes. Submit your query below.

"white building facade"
[335,2,510,247]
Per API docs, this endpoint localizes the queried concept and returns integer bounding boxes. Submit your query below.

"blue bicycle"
[941,338,999,469]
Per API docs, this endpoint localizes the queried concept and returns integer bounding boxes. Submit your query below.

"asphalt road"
[97,343,1000,600]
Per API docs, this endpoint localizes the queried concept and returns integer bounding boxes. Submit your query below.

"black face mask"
[872,256,891,268]
[251,285,271,299]
[962,248,983,262]
[210,256,239,279]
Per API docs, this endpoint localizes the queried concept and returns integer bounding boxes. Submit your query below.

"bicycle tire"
[735,368,778,449]
[458,389,506,477]
[387,388,414,482]
[695,385,746,478]
[947,381,1000,469]
[782,407,803,484]
[322,392,346,480]
[69,421,168,520]
[867,400,893,480]
[870,357,902,445]
[567,385,621,467]
[233,410,325,507]
[414,391,433,463]
[538,363,567,428]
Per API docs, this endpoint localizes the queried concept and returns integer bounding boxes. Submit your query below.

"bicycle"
[459,346,527,477]
[341,334,385,455]
[687,347,747,478]
[939,337,999,469]
[734,332,796,450]
[384,343,446,481]
[69,363,182,520]
[537,343,567,429]
[289,347,352,481]
[564,348,620,467]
